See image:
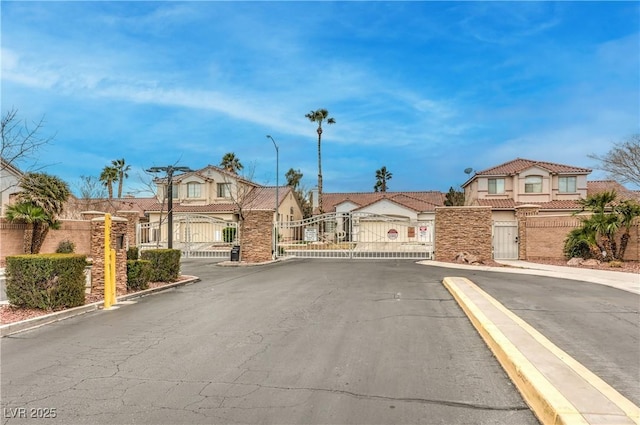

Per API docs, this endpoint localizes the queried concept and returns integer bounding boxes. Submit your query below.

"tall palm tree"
[99,165,119,199]
[10,172,71,253]
[220,152,244,174]
[305,108,335,215]
[112,158,131,198]
[374,166,392,192]
[5,202,47,254]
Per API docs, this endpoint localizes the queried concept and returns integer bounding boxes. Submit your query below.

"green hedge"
[127,260,152,291]
[127,246,139,260]
[140,249,181,282]
[6,254,87,310]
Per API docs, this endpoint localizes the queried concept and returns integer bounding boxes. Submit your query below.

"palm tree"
[305,108,335,215]
[5,202,47,254]
[10,172,71,253]
[615,199,640,260]
[99,165,119,199]
[112,158,131,198]
[220,153,244,174]
[576,191,619,260]
[374,166,392,192]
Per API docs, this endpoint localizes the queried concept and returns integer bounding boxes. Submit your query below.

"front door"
[493,222,519,259]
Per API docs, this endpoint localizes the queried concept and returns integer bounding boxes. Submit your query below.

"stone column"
[240,210,274,263]
[515,205,540,260]
[117,210,140,249]
[434,206,492,261]
[90,215,129,296]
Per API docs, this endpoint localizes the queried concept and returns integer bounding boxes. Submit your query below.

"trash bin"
[230,245,240,262]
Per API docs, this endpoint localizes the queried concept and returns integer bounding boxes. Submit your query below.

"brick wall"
[515,205,540,260]
[1,218,91,266]
[435,207,492,261]
[116,210,140,248]
[524,216,639,261]
[240,210,273,263]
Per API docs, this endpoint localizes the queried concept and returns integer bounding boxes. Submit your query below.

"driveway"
[1,259,537,424]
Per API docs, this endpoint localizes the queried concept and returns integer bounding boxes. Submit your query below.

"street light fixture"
[146,165,193,249]
[266,135,279,257]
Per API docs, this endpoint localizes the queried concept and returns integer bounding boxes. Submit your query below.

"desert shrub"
[127,246,139,260]
[56,240,75,254]
[6,254,87,310]
[127,260,152,291]
[223,227,236,243]
[563,228,593,260]
[140,249,181,282]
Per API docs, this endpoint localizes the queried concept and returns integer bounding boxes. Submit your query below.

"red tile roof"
[321,191,446,213]
[587,180,640,201]
[475,158,591,176]
[476,198,582,210]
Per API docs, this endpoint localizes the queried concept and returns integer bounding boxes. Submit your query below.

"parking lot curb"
[443,276,640,425]
[0,276,199,337]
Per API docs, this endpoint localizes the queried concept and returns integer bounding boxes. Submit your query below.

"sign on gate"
[304,227,318,242]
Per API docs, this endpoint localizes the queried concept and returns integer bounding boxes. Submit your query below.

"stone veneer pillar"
[90,215,128,296]
[116,211,140,249]
[240,210,274,263]
[434,206,493,261]
[515,205,540,260]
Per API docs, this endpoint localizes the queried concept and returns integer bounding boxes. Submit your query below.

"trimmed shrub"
[563,228,593,260]
[127,246,139,260]
[6,254,87,310]
[223,227,236,243]
[56,240,75,254]
[140,249,181,282]
[127,260,152,291]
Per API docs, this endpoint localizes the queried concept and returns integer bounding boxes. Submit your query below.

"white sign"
[304,227,318,242]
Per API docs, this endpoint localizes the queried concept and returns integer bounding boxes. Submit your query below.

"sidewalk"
[424,259,640,295]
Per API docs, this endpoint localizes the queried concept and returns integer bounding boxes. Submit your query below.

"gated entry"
[493,221,519,259]
[277,212,434,259]
[137,214,238,258]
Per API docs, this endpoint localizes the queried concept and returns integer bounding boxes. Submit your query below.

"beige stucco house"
[462,158,593,220]
[0,158,24,217]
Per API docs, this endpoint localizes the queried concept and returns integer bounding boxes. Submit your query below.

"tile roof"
[475,158,592,176]
[587,180,640,201]
[321,191,446,213]
[476,199,582,210]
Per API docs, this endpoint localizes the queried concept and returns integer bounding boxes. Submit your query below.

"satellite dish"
[464,167,473,175]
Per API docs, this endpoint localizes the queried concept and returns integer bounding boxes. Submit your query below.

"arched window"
[524,176,542,193]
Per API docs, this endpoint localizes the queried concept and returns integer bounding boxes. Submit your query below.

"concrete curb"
[443,276,640,425]
[216,256,294,267]
[0,276,199,337]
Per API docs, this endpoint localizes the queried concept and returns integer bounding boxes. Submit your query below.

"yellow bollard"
[104,214,114,309]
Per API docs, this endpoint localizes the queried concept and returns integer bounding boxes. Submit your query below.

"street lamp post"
[146,165,193,249]
[266,135,279,257]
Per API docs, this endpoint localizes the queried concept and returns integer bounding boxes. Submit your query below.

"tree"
[5,203,47,254]
[7,172,71,253]
[373,166,392,192]
[571,190,640,261]
[77,175,107,200]
[444,187,465,206]
[286,168,311,217]
[112,158,131,198]
[305,108,335,215]
[1,108,53,193]
[589,134,640,187]
[100,165,119,199]
[220,152,243,174]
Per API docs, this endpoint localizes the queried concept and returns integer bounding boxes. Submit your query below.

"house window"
[172,184,179,199]
[187,182,201,198]
[488,178,505,194]
[217,183,231,198]
[558,176,577,193]
[525,176,543,193]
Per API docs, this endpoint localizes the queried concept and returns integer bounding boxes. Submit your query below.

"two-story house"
[0,158,24,217]
[141,165,303,252]
[462,158,592,221]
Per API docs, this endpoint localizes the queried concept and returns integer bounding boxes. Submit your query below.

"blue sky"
[2,1,639,196]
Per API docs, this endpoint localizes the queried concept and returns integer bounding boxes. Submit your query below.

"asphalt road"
[1,259,539,425]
